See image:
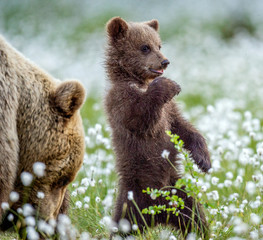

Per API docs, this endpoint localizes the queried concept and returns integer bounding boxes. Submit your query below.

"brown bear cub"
[105,17,211,238]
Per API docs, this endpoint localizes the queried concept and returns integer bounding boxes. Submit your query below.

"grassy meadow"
[1,0,263,239]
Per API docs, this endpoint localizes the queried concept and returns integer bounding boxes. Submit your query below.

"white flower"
[26,226,39,240]
[37,191,45,199]
[84,196,90,203]
[150,192,157,200]
[102,195,113,210]
[80,232,91,240]
[7,214,14,222]
[71,191,77,197]
[250,230,259,239]
[95,123,102,132]
[252,175,259,182]
[169,236,177,240]
[211,177,219,185]
[75,201,82,208]
[207,105,214,113]
[48,218,57,228]
[84,204,89,209]
[132,224,138,231]
[21,172,33,186]
[159,229,171,239]
[88,127,96,136]
[81,178,89,187]
[233,222,248,234]
[38,220,55,235]
[171,189,177,194]
[1,202,9,210]
[17,208,23,214]
[111,226,118,233]
[119,218,131,233]
[250,213,261,225]
[95,197,101,203]
[100,216,114,228]
[201,185,207,192]
[23,204,35,217]
[72,182,78,188]
[33,162,46,177]
[246,181,256,195]
[77,187,86,195]
[186,232,196,240]
[58,214,71,225]
[224,180,232,187]
[210,209,218,215]
[257,147,263,157]
[25,216,36,226]
[242,199,248,205]
[235,176,243,184]
[161,149,170,159]
[9,191,19,202]
[90,179,96,187]
[127,191,134,200]
[216,221,222,228]
[211,190,219,201]
[250,200,261,209]
[244,111,252,120]
[226,171,233,179]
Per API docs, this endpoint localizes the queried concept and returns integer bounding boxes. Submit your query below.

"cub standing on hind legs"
[104,17,211,238]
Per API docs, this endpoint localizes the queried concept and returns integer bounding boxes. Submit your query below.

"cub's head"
[107,17,169,82]
[106,17,169,83]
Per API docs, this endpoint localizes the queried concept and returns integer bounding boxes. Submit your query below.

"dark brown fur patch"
[105,17,211,238]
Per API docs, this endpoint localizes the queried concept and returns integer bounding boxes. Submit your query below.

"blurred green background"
[1,0,263,115]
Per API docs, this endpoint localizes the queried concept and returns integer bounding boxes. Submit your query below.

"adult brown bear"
[0,35,85,229]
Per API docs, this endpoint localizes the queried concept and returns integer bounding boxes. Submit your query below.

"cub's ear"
[146,19,159,31]
[52,80,85,118]
[106,17,128,40]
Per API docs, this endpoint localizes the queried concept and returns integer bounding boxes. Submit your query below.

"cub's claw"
[191,151,211,173]
[188,134,211,173]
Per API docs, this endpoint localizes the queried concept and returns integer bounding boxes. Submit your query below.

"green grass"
[1,96,263,240]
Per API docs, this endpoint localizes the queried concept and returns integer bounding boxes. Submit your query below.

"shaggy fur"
[0,36,85,228]
[104,17,211,238]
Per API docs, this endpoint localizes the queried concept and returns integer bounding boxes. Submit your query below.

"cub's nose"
[161,59,170,68]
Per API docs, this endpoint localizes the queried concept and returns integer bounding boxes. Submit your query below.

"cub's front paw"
[191,149,211,173]
[188,134,211,173]
[149,77,181,102]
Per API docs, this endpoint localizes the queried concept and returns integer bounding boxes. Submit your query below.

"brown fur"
[0,36,85,227]
[104,17,211,238]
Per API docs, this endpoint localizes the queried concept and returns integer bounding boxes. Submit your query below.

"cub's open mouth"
[149,68,164,75]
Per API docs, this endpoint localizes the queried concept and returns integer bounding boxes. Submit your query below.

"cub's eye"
[140,45,151,53]
[159,45,161,50]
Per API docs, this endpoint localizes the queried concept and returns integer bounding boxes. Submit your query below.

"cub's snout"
[161,59,170,69]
